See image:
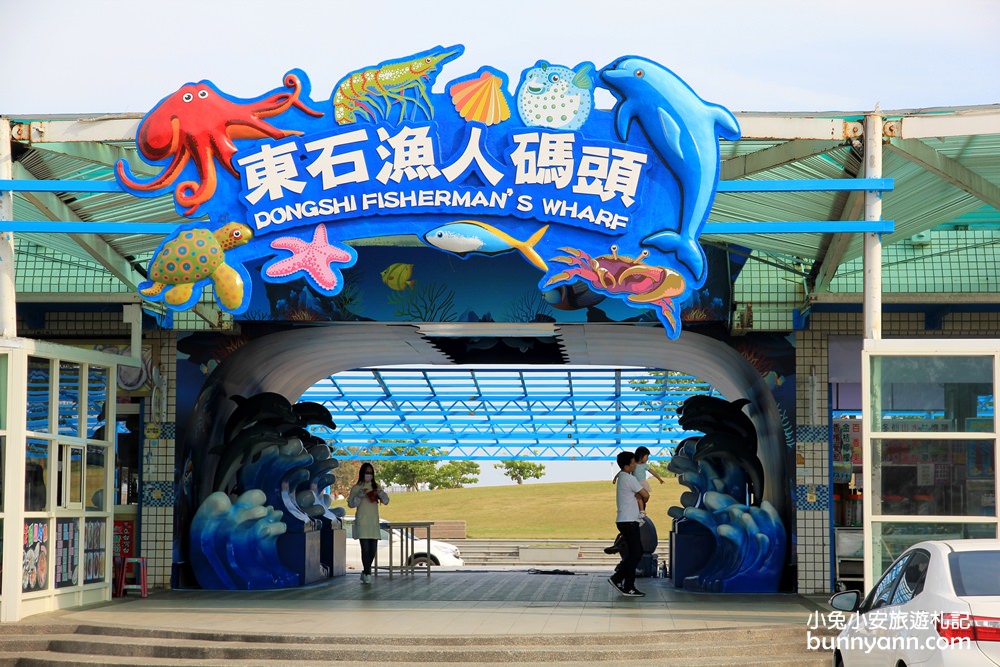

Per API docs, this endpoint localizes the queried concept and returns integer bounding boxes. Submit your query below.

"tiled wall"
[141,332,177,588]
[795,310,1000,594]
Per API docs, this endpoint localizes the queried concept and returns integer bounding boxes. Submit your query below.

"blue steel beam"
[0,177,894,194]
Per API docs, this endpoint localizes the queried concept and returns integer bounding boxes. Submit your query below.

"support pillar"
[1,119,16,338]
[863,111,883,340]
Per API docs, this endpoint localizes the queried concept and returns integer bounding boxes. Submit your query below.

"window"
[58,445,84,508]
[891,550,929,604]
[85,445,107,512]
[25,438,51,512]
[950,551,1000,596]
[27,357,52,434]
[58,362,81,438]
[865,554,908,611]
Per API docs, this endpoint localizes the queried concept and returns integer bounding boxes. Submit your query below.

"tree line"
[328,445,545,497]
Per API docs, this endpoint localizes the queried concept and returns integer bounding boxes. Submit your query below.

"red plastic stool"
[114,557,148,598]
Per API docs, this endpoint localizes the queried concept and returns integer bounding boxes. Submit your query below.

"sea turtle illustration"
[140,222,252,310]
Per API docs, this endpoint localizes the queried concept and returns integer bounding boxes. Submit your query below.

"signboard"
[22,519,49,592]
[54,518,80,588]
[84,518,107,584]
[118,46,739,338]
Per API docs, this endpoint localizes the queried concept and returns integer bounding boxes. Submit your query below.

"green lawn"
[331,479,682,539]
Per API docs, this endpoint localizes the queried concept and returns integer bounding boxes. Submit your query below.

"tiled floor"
[31,568,831,637]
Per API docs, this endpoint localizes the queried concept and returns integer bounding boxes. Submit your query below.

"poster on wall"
[84,518,107,584]
[117,45,740,339]
[113,519,135,560]
[22,519,49,593]
[54,518,80,588]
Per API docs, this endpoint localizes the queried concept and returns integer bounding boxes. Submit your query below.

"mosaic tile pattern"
[795,484,830,511]
[145,422,177,439]
[797,425,827,442]
[142,481,175,507]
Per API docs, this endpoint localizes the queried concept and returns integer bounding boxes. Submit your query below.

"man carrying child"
[608,450,649,597]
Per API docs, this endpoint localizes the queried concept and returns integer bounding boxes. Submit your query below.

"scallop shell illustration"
[450,72,510,125]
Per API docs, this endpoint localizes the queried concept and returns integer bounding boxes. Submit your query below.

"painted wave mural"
[189,392,345,589]
[666,396,786,593]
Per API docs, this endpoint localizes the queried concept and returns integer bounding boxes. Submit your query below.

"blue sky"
[6,0,998,484]
[5,0,998,115]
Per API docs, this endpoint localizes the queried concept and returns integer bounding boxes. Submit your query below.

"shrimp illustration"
[333,45,463,124]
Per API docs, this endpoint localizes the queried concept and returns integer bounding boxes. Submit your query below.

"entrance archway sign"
[116,45,741,338]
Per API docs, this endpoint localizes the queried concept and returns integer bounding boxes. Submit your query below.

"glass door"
[862,340,997,590]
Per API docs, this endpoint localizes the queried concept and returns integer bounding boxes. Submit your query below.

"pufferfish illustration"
[381,263,415,291]
[516,61,595,130]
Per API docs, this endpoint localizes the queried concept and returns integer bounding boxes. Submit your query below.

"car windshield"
[950,551,1000,596]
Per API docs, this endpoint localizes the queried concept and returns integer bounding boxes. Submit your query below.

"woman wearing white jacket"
[347,462,390,583]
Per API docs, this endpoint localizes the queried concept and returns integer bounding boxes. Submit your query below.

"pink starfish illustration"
[265,224,355,292]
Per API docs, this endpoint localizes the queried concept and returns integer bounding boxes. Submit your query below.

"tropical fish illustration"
[600,57,740,284]
[381,263,415,291]
[424,220,549,271]
[516,61,594,130]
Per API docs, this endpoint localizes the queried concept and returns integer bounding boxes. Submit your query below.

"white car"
[342,520,464,570]
[828,539,1000,666]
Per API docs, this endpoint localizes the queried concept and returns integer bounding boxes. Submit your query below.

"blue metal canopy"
[302,366,719,461]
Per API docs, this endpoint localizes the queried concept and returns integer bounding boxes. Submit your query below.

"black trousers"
[360,538,377,575]
[612,521,642,591]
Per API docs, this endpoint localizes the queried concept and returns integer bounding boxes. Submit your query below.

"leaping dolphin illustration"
[601,57,740,283]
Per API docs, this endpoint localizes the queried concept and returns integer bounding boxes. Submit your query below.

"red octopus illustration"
[116,73,322,215]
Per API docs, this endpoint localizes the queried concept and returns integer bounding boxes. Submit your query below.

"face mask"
[364,474,373,483]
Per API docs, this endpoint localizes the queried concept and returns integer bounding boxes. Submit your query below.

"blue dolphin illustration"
[600,57,740,283]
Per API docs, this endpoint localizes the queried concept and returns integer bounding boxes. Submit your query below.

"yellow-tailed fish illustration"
[423,220,549,271]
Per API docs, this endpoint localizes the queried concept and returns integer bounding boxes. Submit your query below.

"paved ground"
[26,567,832,637]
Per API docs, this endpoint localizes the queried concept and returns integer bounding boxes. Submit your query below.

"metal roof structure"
[302,366,716,460]
[2,107,998,462]
[4,105,1000,332]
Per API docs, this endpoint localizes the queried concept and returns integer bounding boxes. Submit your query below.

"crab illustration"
[543,244,686,330]
[140,222,252,310]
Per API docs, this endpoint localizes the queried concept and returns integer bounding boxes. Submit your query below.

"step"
[4,654,831,667]
[0,625,832,665]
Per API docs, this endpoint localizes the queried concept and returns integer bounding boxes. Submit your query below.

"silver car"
[828,539,1000,666]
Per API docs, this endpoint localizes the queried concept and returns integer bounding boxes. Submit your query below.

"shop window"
[87,366,109,441]
[85,445,107,512]
[57,445,84,509]
[25,438,51,512]
[27,357,51,434]
[874,521,996,572]
[873,438,995,518]
[58,361,81,438]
